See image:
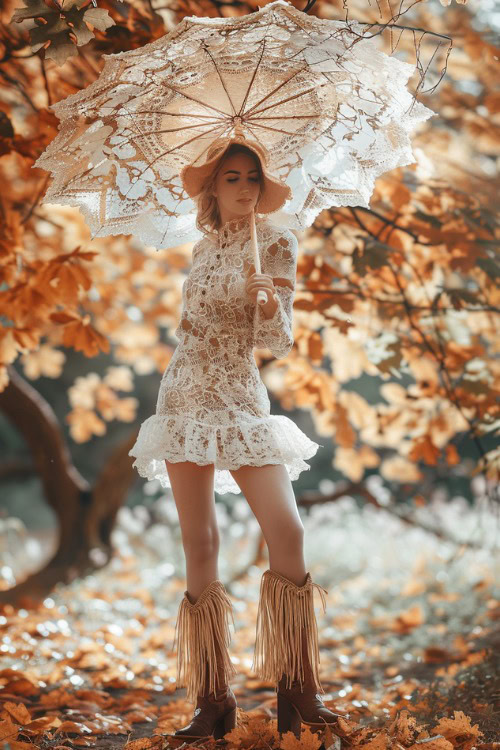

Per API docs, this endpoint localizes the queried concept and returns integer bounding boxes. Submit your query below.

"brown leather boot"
[170,579,238,740]
[174,676,237,740]
[277,625,345,737]
[253,569,346,738]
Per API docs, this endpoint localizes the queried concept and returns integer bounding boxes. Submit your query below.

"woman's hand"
[246,265,278,319]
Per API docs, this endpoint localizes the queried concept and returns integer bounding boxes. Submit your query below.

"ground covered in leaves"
[0,487,498,749]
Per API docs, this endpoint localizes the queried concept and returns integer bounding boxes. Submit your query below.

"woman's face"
[212,152,262,223]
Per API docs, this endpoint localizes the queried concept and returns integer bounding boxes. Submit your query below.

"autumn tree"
[0,0,498,600]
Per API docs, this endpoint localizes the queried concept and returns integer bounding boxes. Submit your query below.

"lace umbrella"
[32,0,436,251]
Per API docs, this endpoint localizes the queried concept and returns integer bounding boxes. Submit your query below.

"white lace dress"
[128,215,322,495]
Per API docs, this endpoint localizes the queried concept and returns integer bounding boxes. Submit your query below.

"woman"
[129,138,343,739]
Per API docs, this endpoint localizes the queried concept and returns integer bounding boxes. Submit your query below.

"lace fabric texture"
[128,217,322,495]
[31,0,436,251]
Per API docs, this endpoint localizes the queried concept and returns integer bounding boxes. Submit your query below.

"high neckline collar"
[215,213,266,240]
[217,214,252,238]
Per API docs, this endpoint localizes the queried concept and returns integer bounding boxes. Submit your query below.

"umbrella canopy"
[32,0,436,250]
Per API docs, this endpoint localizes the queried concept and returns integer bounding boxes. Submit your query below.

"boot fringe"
[173,579,237,705]
[252,569,328,694]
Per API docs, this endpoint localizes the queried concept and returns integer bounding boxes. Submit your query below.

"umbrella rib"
[202,46,238,116]
[244,66,309,117]
[250,82,330,117]
[156,80,231,119]
[243,121,310,137]
[154,122,225,135]
[251,114,319,120]
[121,111,228,119]
[235,122,267,152]
[238,36,268,116]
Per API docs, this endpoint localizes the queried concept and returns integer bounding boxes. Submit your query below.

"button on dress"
[128,215,322,495]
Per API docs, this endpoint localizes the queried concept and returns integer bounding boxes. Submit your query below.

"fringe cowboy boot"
[171,579,238,740]
[253,569,345,738]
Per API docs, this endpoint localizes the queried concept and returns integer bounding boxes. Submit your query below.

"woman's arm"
[252,229,299,359]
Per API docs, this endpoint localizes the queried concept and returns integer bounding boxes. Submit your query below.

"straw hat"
[180,136,292,214]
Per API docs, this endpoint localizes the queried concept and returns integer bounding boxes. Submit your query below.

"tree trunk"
[0,366,139,606]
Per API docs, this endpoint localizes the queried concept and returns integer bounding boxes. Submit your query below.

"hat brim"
[180,138,292,215]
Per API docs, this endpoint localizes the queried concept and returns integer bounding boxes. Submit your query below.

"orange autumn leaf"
[12,328,40,350]
[23,716,62,733]
[336,716,360,736]
[408,435,441,466]
[2,702,31,725]
[123,709,157,723]
[431,711,484,746]
[50,312,79,325]
[1,282,52,322]
[53,246,99,264]
[38,263,92,304]
[335,403,356,448]
[1,678,39,696]
[389,709,421,744]
[37,247,97,303]
[393,604,425,632]
[352,732,388,750]
[307,331,324,362]
[280,724,323,749]
[0,719,19,742]
[123,738,163,750]
[61,318,110,357]
[224,715,280,746]
[446,443,460,465]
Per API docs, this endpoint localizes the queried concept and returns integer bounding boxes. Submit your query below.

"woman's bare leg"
[228,463,307,585]
[165,460,220,602]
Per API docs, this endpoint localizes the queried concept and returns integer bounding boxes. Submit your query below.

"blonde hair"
[195,143,264,238]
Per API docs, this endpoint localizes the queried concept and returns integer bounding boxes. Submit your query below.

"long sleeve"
[252,229,298,359]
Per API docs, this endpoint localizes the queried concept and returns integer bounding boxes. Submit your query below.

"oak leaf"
[280,724,323,748]
[11,0,116,66]
[431,711,484,746]
[389,709,420,744]
[61,317,110,357]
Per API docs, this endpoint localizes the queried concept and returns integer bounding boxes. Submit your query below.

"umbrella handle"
[250,209,268,306]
